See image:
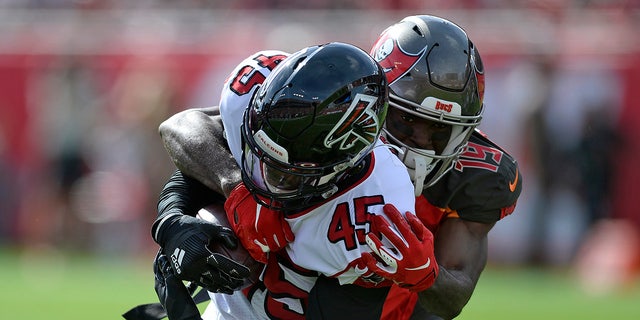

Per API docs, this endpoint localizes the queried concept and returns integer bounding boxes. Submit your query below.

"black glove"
[157,214,250,293]
[154,251,202,320]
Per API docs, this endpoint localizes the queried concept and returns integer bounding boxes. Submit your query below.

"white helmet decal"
[324,93,380,151]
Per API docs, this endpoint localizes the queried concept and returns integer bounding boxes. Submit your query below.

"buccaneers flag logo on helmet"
[371,31,425,85]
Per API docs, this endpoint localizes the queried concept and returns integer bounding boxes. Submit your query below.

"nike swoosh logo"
[509,168,519,192]
[406,258,431,271]
[354,265,368,274]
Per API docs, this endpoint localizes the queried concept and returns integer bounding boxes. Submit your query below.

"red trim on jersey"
[415,195,450,234]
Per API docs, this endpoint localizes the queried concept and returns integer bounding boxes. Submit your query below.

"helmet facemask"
[384,94,482,195]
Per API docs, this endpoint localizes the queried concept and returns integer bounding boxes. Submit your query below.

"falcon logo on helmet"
[371,31,425,84]
[325,93,380,151]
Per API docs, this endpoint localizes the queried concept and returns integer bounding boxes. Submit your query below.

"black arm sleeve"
[152,170,226,244]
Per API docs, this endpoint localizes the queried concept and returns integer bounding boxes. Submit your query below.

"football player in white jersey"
[156,15,522,320]
[151,42,438,320]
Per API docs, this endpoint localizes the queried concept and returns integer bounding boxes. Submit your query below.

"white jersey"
[207,51,415,320]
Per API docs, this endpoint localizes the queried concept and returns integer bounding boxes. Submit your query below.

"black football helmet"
[241,42,388,210]
[370,15,484,194]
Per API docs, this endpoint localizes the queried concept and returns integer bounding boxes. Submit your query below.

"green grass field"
[458,266,640,319]
[1,247,639,319]
[0,248,158,320]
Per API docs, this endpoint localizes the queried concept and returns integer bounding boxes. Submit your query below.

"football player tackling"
[152,42,436,320]
[156,15,522,320]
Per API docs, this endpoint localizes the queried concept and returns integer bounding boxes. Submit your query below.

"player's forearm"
[416,266,476,320]
[159,108,241,197]
[417,217,493,319]
[153,170,225,244]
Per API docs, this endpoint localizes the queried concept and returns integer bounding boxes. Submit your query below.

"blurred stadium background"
[1,1,640,319]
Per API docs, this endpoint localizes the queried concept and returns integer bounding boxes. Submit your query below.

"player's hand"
[153,251,202,320]
[225,184,295,263]
[361,204,439,292]
[156,214,250,293]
